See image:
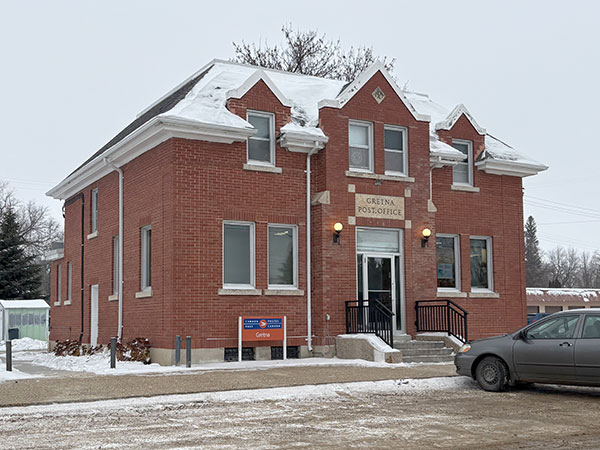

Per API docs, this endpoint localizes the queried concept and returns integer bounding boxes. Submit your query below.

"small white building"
[527,288,600,314]
[0,299,50,341]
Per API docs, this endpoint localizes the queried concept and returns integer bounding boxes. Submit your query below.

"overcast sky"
[1,1,598,253]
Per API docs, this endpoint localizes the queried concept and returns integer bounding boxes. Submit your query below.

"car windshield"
[526,315,579,340]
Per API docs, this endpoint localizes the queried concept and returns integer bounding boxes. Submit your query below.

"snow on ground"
[0,376,474,416]
[0,337,48,352]
[18,350,434,377]
[0,366,36,382]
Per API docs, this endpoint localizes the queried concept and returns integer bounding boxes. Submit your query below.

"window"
[223,222,255,288]
[582,315,600,338]
[57,263,62,303]
[526,315,579,340]
[384,125,408,176]
[141,226,152,291]
[247,111,275,165]
[527,306,539,314]
[349,121,373,172]
[545,306,563,314]
[470,237,493,291]
[437,235,460,290]
[452,139,473,185]
[67,262,72,304]
[91,188,98,233]
[113,236,119,296]
[268,225,297,288]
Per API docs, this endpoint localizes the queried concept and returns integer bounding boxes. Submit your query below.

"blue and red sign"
[242,317,283,341]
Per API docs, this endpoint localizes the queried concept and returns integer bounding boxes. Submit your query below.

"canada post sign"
[355,194,404,220]
[242,317,284,341]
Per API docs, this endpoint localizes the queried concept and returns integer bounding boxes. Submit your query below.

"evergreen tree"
[524,216,544,287]
[0,207,41,299]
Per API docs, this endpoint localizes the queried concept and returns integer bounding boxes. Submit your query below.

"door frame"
[357,251,406,335]
[90,284,99,346]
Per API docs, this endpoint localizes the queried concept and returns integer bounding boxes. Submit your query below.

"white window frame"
[66,262,72,305]
[56,263,62,304]
[222,221,255,289]
[470,236,493,292]
[113,236,119,296]
[348,120,374,173]
[91,188,98,233]
[384,125,408,177]
[247,111,275,167]
[451,139,473,186]
[267,224,298,289]
[436,234,461,293]
[141,225,152,292]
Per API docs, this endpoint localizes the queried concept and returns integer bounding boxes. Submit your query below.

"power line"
[525,195,600,215]
[538,219,600,225]
[524,200,600,219]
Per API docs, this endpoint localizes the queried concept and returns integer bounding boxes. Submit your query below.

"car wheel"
[475,356,507,392]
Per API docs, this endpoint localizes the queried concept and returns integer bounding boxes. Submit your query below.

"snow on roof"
[0,299,50,309]
[481,134,547,167]
[527,288,600,303]
[161,60,346,132]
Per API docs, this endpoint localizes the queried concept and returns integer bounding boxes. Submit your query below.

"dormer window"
[349,121,373,172]
[384,125,408,176]
[452,139,473,185]
[247,111,275,166]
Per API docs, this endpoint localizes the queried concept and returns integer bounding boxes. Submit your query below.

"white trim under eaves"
[279,130,328,153]
[227,70,293,107]
[475,158,548,177]
[435,104,486,135]
[317,61,430,123]
[47,117,256,200]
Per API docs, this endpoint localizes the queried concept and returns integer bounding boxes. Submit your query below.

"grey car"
[455,309,600,391]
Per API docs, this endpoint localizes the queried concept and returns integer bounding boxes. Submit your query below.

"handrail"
[345,299,394,348]
[415,299,469,343]
[414,298,468,315]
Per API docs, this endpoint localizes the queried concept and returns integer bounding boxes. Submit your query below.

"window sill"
[243,163,282,174]
[135,289,152,299]
[451,184,480,193]
[87,231,98,240]
[64,301,72,305]
[264,289,304,296]
[345,170,415,183]
[469,291,499,298]
[437,290,467,298]
[53,301,61,306]
[218,288,262,296]
[108,294,119,302]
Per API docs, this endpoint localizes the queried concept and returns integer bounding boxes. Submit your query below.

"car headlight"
[458,344,471,353]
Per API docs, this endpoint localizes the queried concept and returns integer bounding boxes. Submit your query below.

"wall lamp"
[421,228,432,248]
[333,222,343,244]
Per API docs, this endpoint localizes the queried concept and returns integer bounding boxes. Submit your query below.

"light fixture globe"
[422,228,432,238]
[334,222,343,232]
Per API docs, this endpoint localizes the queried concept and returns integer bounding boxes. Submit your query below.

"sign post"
[238,316,287,360]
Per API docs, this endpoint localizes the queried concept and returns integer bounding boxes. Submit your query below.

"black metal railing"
[415,300,469,343]
[345,299,394,348]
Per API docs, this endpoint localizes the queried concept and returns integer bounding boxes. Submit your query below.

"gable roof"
[49,59,547,200]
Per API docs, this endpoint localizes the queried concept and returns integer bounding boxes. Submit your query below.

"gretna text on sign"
[355,194,405,220]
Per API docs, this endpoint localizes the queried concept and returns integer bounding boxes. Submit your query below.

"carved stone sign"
[355,194,404,220]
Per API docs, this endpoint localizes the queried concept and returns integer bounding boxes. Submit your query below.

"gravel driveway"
[2,377,600,449]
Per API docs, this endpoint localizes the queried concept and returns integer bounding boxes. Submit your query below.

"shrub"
[53,337,151,363]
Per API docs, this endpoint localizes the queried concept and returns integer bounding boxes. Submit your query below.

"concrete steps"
[393,338,455,363]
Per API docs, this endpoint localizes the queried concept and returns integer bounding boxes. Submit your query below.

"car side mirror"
[516,330,528,341]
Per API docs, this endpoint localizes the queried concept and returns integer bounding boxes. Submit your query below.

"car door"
[574,314,600,384]
[513,314,581,383]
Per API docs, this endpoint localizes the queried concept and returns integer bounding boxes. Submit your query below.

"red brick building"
[46,60,547,364]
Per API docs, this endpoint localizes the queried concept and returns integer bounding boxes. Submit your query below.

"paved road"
[1,377,600,449]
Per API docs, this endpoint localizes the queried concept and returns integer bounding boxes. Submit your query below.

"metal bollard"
[6,341,12,372]
[110,337,117,369]
[175,335,181,366]
[186,336,191,368]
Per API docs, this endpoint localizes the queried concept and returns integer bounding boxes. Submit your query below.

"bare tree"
[547,246,580,288]
[233,24,396,82]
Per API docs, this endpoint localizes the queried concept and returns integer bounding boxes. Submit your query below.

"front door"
[358,254,403,334]
[90,285,99,346]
